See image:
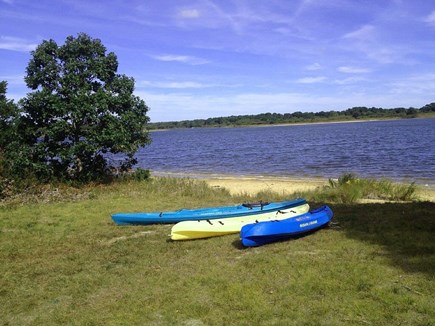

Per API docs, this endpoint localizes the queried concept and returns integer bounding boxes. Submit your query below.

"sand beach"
[203,175,324,195]
[201,175,435,202]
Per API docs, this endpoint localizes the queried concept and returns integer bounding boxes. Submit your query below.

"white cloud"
[334,77,368,85]
[390,73,435,94]
[151,54,209,65]
[306,63,321,71]
[178,8,201,19]
[173,2,235,31]
[341,25,397,64]
[296,76,327,84]
[139,81,213,89]
[424,10,435,25]
[274,27,292,35]
[343,24,375,40]
[338,66,371,74]
[0,36,38,52]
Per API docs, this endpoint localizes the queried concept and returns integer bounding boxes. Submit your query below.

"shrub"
[304,174,417,204]
[131,168,150,181]
[0,175,14,199]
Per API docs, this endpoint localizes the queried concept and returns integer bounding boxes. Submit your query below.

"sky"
[1,0,435,122]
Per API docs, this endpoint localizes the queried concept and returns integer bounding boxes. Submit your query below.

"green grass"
[295,173,418,204]
[1,178,434,325]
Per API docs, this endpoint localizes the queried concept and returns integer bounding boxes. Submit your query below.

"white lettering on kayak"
[300,220,318,228]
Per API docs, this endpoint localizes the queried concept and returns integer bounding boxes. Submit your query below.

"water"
[134,118,435,185]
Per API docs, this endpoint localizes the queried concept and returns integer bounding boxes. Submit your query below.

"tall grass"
[295,173,417,204]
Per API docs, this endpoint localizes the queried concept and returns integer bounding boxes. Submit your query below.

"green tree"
[0,81,19,152]
[0,81,21,197]
[18,33,151,182]
[420,102,435,112]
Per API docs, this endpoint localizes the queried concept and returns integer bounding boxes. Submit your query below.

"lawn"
[1,178,434,325]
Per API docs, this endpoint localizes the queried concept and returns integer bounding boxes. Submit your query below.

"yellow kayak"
[170,203,310,240]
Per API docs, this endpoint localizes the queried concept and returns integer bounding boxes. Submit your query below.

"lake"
[134,118,435,185]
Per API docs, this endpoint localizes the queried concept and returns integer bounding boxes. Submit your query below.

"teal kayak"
[112,198,307,225]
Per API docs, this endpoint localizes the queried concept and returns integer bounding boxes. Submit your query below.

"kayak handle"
[242,201,270,210]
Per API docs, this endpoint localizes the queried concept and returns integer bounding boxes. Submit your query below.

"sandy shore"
[203,176,325,195]
[201,175,435,202]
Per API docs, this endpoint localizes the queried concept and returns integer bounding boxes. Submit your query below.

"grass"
[295,173,418,204]
[1,177,434,325]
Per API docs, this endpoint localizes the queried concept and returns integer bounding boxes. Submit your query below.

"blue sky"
[1,0,435,122]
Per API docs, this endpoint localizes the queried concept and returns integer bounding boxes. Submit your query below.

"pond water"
[134,118,435,185]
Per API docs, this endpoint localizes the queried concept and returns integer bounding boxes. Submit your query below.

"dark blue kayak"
[240,205,333,247]
[112,198,307,225]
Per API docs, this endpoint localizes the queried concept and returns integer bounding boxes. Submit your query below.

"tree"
[18,33,151,182]
[0,81,21,197]
[0,81,19,152]
[420,103,435,112]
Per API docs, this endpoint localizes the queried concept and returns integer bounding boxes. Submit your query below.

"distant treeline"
[148,103,435,130]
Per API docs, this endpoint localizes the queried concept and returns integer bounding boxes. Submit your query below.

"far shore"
[148,115,435,131]
[148,118,389,132]
[151,172,435,202]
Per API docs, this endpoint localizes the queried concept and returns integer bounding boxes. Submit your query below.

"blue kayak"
[112,198,307,225]
[240,205,333,247]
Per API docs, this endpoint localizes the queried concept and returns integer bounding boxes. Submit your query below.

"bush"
[0,175,14,199]
[304,174,417,204]
[131,168,150,181]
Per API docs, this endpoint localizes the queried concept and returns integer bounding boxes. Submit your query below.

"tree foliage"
[0,81,20,197]
[0,81,19,152]
[15,33,150,182]
[148,105,433,130]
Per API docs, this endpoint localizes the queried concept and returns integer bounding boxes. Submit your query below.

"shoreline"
[151,171,435,202]
[148,118,387,131]
[148,115,435,131]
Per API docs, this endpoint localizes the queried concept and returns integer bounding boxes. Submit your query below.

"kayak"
[112,198,307,225]
[170,203,310,240]
[240,205,333,247]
